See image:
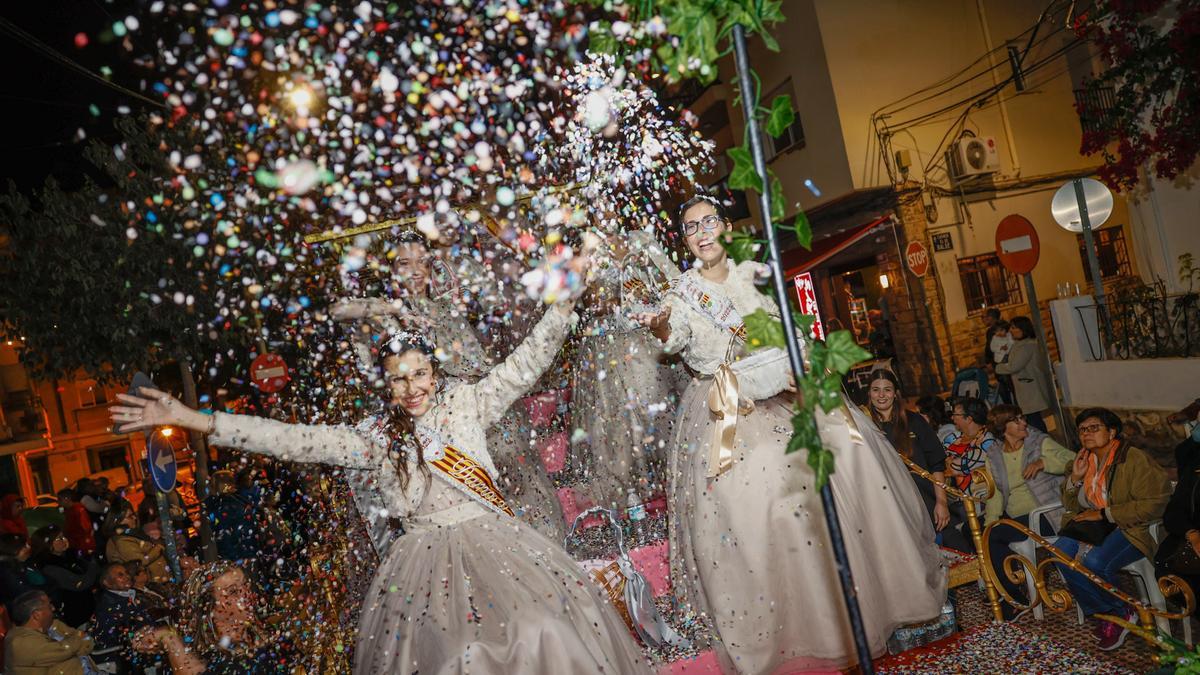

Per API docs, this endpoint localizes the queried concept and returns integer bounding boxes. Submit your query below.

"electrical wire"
[0,16,167,110]
[873,0,1074,119]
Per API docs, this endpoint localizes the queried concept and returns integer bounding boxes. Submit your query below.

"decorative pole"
[731,24,875,672]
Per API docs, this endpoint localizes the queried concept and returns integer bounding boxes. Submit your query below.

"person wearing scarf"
[1056,407,1170,651]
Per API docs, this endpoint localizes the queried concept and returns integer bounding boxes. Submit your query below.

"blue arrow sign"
[147,432,177,493]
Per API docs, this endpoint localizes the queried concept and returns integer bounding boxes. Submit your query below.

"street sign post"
[1052,178,1115,354]
[250,353,290,393]
[994,216,1070,443]
[905,241,930,278]
[127,372,184,581]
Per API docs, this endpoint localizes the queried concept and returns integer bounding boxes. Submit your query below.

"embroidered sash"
[428,445,516,517]
[669,274,747,341]
[409,427,515,518]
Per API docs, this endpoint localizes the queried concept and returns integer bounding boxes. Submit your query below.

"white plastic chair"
[1006,501,1063,620]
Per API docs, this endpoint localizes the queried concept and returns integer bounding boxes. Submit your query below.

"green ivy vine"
[580,0,871,488]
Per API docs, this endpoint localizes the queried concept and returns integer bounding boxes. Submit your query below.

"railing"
[981,517,1195,632]
[1074,84,1116,135]
[1074,291,1200,360]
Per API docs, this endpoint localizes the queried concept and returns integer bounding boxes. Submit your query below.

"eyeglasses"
[681,214,725,237]
[1077,423,1106,434]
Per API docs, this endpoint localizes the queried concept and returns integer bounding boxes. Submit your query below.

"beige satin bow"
[706,363,740,478]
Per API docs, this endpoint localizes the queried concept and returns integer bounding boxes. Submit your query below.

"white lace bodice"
[661,259,779,375]
[209,306,577,524]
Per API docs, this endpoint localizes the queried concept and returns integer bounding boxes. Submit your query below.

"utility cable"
[0,16,168,110]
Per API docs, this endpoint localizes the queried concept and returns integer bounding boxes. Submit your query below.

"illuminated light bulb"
[288,86,314,110]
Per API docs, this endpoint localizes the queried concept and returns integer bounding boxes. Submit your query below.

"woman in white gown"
[638,195,946,673]
[113,299,650,675]
[571,230,688,509]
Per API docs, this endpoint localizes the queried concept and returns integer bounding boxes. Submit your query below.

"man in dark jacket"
[91,563,160,672]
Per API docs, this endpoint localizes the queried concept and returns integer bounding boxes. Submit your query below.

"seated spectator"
[92,563,165,673]
[103,503,173,588]
[0,533,47,610]
[175,561,296,674]
[916,394,959,449]
[865,370,970,551]
[29,526,99,628]
[205,471,262,563]
[1154,400,1200,613]
[121,561,169,622]
[946,398,997,492]
[57,490,95,557]
[3,590,95,674]
[1055,407,1171,650]
[980,405,1075,619]
[0,494,29,541]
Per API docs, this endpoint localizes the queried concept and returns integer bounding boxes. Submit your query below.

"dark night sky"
[0,1,153,193]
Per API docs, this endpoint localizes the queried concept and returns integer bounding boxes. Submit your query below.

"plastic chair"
[1003,501,1063,620]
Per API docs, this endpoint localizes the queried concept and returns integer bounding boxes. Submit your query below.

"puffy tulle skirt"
[571,330,688,509]
[354,501,651,675]
[668,380,947,674]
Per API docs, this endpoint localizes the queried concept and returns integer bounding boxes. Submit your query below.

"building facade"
[0,338,147,502]
[688,0,1196,409]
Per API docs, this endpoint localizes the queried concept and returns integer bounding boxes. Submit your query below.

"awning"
[782,215,894,277]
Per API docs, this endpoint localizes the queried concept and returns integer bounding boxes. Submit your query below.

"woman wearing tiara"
[112,270,651,674]
[637,195,946,673]
[571,228,688,511]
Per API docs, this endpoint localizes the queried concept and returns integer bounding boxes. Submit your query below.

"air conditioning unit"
[948,136,1000,181]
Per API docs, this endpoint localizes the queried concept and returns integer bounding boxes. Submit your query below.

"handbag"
[1058,516,1117,546]
[564,506,691,650]
[1162,540,1200,576]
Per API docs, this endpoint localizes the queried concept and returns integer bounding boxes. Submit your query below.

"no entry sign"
[250,353,290,393]
[995,215,1041,275]
[905,241,930,278]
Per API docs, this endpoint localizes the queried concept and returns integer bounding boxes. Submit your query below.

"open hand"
[933,501,951,531]
[110,387,207,435]
[634,306,672,343]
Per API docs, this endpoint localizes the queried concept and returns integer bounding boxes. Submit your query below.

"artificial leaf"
[793,312,817,339]
[793,210,812,250]
[768,172,785,223]
[743,308,786,351]
[719,229,758,264]
[824,329,873,375]
[765,95,795,138]
[726,146,762,192]
[789,407,820,455]
[808,447,835,490]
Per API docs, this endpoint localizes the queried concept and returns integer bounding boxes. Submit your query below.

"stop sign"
[995,215,1041,275]
[905,241,930,277]
[250,353,290,393]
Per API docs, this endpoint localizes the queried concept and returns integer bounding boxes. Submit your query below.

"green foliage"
[589,20,619,55]
[0,117,252,386]
[793,210,813,250]
[719,229,758,264]
[765,94,795,138]
[768,172,785,223]
[726,146,762,192]
[743,308,785,350]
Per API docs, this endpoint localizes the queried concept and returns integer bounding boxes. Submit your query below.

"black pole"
[731,24,875,673]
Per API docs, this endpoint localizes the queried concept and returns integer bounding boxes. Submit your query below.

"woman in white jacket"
[112,299,650,675]
[637,195,946,674]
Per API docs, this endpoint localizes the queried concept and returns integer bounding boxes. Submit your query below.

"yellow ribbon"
[706,363,740,478]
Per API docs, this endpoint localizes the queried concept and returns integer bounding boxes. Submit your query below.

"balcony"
[1073,84,1116,135]
[0,390,48,453]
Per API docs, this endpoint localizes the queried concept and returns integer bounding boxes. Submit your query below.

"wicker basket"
[592,561,634,629]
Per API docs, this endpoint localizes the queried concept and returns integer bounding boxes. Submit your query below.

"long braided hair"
[377,333,439,491]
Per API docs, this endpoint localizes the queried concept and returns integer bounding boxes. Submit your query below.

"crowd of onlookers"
[862,306,1200,652]
[0,460,316,673]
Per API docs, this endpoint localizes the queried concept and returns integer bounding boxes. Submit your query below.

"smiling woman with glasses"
[1054,406,1170,650]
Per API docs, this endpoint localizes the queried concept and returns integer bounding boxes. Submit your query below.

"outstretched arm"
[111,388,376,470]
[470,302,577,426]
